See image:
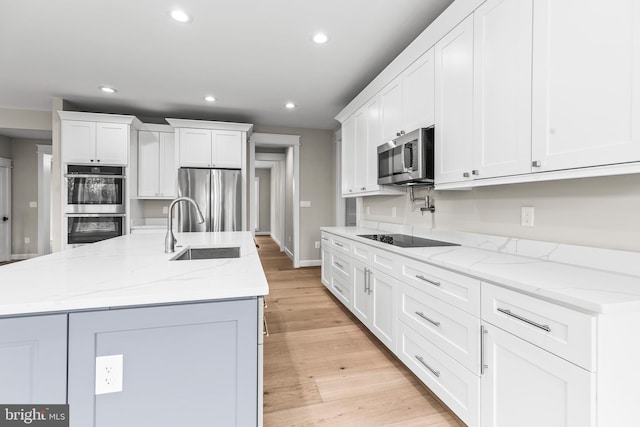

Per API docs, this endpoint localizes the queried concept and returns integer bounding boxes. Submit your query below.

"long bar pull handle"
[415,311,440,327]
[334,285,344,295]
[334,242,344,248]
[415,356,440,377]
[364,267,370,293]
[497,308,551,332]
[367,269,373,295]
[334,261,344,269]
[480,325,488,375]
[415,275,441,287]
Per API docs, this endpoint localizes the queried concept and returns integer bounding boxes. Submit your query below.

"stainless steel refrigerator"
[176,168,242,232]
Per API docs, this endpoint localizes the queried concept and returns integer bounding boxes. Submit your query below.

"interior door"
[0,158,11,262]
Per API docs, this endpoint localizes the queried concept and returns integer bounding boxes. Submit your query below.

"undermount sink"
[171,246,240,261]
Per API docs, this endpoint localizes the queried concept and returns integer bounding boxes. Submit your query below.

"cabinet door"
[364,97,382,191]
[0,315,67,404]
[179,128,212,167]
[351,259,372,325]
[352,108,368,192]
[341,117,356,195]
[62,120,96,163]
[473,0,533,179]
[159,132,177,197]
[68,300,258,427]
[96,122,129,165]
[403,48,435,131]
[380,77,403,142]
[531,0,640,172]
[212,130,242,168]
[435,15,475,184]
[137,131,161,197]
[370,269,396,351]
[481,323,595,427]
[321,244,332,287]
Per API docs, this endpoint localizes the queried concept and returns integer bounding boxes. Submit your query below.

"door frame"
[249,133,300,268]
[37,145,52,255]
[0,157,12,262]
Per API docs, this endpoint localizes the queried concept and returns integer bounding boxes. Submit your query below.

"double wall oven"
[65,165,126,247]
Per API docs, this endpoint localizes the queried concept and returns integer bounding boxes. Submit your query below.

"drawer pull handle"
[415,355,440,377]
[334,285,344,295]
[335,242,344,248]
[334,261,344,269]
[415,311,440,327]
[415,275,441,287]
[497,308,551,332]
[322,237,329,241]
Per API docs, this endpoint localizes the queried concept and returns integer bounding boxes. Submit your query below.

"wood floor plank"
[257,236,464,427]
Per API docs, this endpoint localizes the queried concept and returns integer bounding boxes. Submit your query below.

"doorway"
[0,158,12,262]
[37,145,52,255]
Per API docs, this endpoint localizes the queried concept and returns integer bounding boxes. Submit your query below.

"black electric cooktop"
[357,234,460,248]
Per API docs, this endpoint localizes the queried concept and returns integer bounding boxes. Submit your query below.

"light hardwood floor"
[257,236,464,427]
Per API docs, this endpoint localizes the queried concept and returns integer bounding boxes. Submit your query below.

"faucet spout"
[165,196,205,253]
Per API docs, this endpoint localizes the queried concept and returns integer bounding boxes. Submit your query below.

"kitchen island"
[0,231,268,427]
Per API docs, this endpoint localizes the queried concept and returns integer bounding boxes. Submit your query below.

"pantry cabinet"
[530,0,640,173]
[138,130,176,198]
[0,315,67,404]
[178,128,242,169]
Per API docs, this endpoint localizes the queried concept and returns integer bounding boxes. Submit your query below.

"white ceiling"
[0,0,453,131]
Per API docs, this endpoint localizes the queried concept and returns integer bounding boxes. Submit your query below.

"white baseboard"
[11,254,38,260]
[271,234,283,251]
[255,231,271,236]
[299,259,321,267]
[284,247,294,261]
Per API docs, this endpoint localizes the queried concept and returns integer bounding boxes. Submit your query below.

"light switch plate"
[300,201,311,208]
[95,354,124,395]
[29,201,37,208]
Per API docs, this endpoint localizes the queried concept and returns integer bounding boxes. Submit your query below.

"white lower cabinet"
[399,322,480,426]
[480,323,595,427]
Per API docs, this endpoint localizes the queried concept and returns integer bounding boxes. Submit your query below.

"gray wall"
[255,168,271,233]
[253,125,335,263]
[362,173,640,252]
[0,135,11,158]
[10,138,51,255]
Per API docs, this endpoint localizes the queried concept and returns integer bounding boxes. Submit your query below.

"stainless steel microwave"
[377,127,434,185]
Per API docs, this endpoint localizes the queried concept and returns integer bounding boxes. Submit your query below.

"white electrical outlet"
[314,241,320,249]
[24,237,30,244]
[95,354,124,395]
[366,206,371,215]
[162,206,169,214]
[521,206,535,227]
[391,207,397,217]
[29,201,37,208]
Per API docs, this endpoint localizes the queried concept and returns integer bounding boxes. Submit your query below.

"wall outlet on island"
[95,354,124,395]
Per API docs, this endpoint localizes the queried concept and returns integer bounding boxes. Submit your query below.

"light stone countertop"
[0,231,268,317]
[322,225,640,314]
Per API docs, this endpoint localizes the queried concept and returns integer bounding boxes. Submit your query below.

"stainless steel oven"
[67,214,124,247]
[65,165,125,214]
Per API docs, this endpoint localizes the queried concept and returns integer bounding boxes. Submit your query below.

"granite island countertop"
[0,231,268,317]
[322,225,640,314]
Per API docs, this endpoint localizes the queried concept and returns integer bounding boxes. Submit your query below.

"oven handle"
[66,213,126,218]
[65,174,126,179]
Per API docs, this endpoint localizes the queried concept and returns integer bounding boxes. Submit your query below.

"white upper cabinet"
[473,0,533,179]
[353,108,368,192]
[178,128,242,169]
[403,49,436,133]
[341,116,356,195]
[380,49,436,144]
[435,15,475,184]
[138,130,176,198]
[62,120,129,165]
[531,0,640,172]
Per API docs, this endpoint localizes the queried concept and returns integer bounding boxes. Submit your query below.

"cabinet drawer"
[481,283,595,371]
[398,322,480,426]
[399,283,480,374]
[399,258,480,316]
[330,252,351,279]
[330,271,352,307]
[330,235,351,254]
[320,232,331,247]
[352,241,397,277]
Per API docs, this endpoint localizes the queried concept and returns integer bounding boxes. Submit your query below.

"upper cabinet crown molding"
[57,111,142,129]
[166,118,253,135]
[138,123,174,133]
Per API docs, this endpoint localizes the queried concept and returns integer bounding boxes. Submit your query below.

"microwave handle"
[402,143,413,172]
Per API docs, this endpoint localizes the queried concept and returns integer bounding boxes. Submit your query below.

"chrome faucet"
[165,197,205,253]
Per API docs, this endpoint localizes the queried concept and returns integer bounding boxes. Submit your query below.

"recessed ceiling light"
[170,9,191,23]
[99,86,117,94]
[312,33,329,44]
[204,95,216,102]
[285,102,296,109]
